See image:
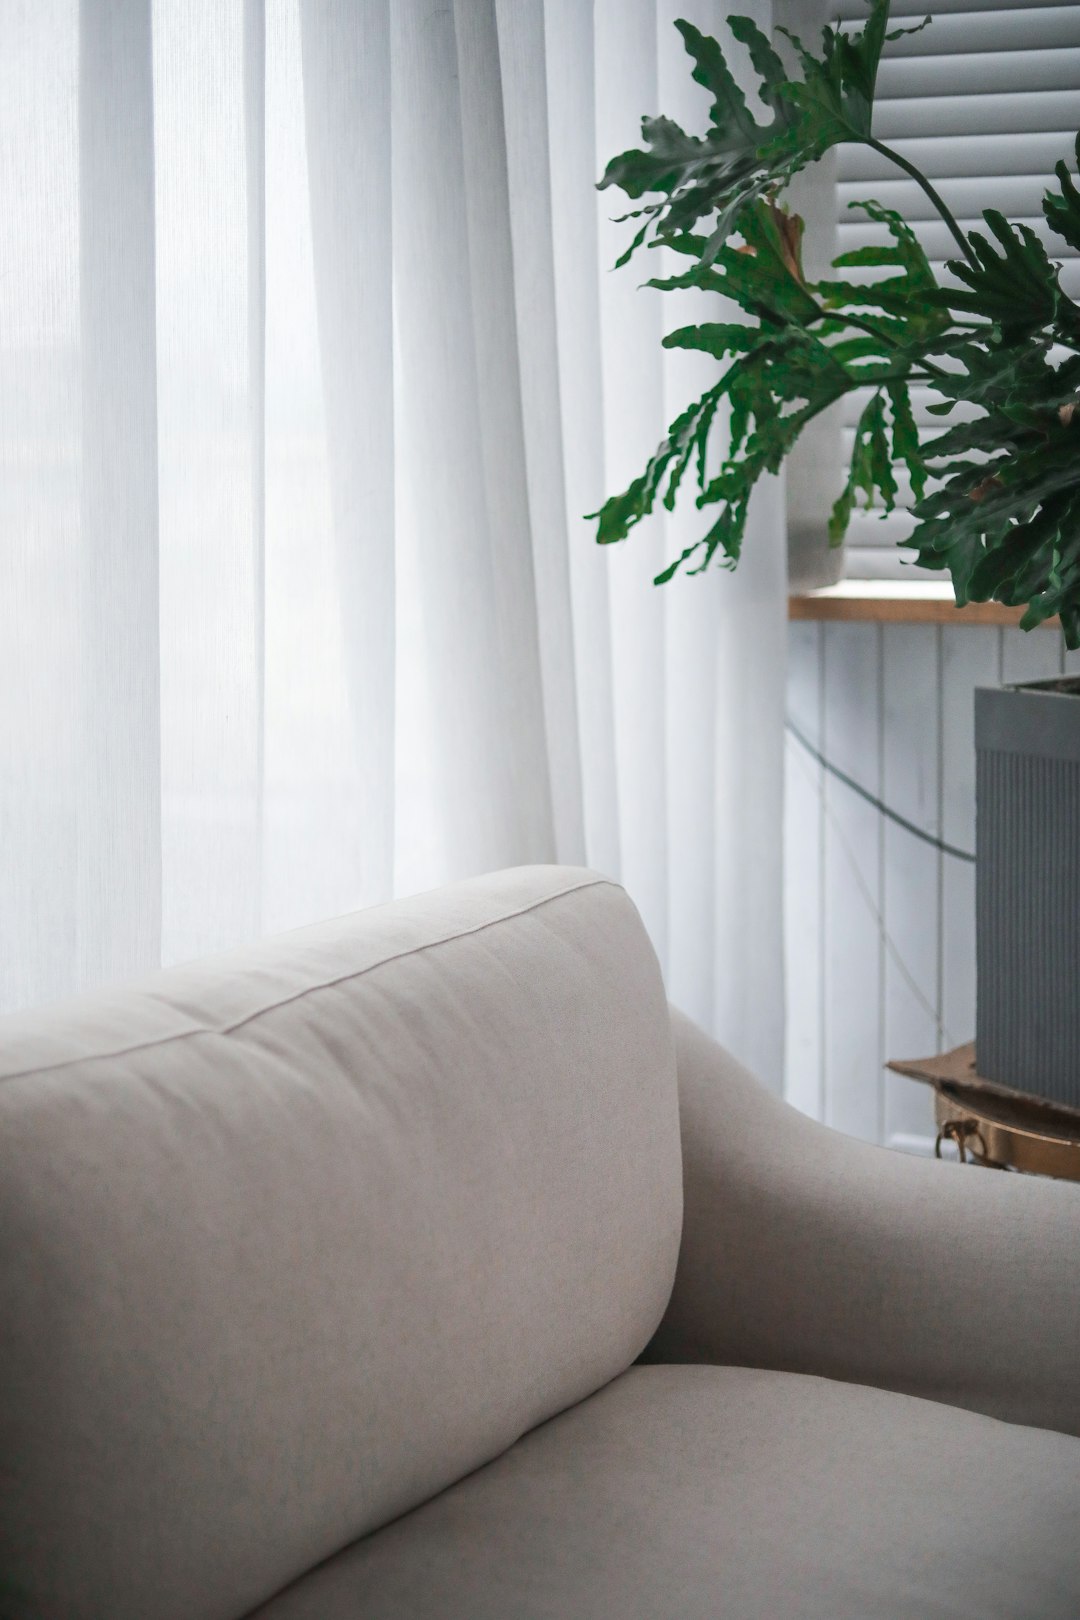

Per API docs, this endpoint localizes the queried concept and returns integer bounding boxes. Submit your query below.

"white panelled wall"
[785,621,1080,1149]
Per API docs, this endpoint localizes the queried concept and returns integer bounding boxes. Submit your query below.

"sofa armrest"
[648,1009,1080,1438]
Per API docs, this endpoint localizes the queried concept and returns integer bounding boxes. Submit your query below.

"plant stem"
[864,136,977,267]
[831,309,951,378]
[866,371,939,385]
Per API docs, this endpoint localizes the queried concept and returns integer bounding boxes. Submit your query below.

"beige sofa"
[1,866,1078,1619]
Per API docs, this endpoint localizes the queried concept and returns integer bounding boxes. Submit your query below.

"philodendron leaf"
[937,212,1061,338]
[1044,134,1080,253]
[661,322,757,359]
[646,220,819,327]
[726,15,793,127]
[846,200,936,291]
[598,2,908,270]
[731,199,821,322]
[822,199,947,345]
[908,332,1080,644]
[599,319,852,581]
[887,381,927,502]
[777,0,896,146]
[588,383,724,545]
[677,18,758,141]
[829,389,895,542]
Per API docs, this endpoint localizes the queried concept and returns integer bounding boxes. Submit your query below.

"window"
[831,0,1080,578]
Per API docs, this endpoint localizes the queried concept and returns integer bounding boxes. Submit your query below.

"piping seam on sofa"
[0,874,616,1087]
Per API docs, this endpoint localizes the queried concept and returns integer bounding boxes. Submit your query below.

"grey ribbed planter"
[975,678,1080,1109]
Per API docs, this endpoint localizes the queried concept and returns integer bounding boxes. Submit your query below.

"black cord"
[785,717,976,865]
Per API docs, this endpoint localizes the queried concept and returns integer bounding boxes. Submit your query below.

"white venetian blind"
[829,0,1080,576]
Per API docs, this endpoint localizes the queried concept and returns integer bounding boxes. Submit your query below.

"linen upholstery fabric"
[650,1010,1080,1439]
[249,1364,1080,1620]
[0,867,681,1620]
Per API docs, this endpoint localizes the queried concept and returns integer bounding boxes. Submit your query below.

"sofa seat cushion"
[250,1363,1080,1620]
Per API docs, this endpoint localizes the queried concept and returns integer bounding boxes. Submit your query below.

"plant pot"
[975,677,1080,1109]
[787,522,845,594]
[785,393,846,593]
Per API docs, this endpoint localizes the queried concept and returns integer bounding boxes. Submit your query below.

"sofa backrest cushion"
[0,867,680,1620]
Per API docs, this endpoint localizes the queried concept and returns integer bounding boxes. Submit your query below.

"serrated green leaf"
[597,5,922,271]
[662,322,756,358]
[733,199,821,322]
[674,19,756,140]
[645,266,729,296]
[778,0,893,145]
[850,200,937,288]
[587,382,725,544]
[869,393,898,510]
[922,416,998,459]
[1044,134,1080,253]
[940,213,1060,338]
[886,16,930,42]
[887,381,927,501]
[826,335,893,365]
[726,16,791,120]
[829,389,894,541]
[832,245,905,268]
[649,223,820,327]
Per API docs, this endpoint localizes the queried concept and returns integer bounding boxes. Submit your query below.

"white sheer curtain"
[0,0,786,1086]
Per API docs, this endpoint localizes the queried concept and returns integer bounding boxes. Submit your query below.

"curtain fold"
[659,0,786,1086]
[242,0,267,931]
[300,0,395,903]
[79,0,161,986]
[594,0,670,964]
[154,0,262,963]
[393,0,538,878]
[543,0,622,880]
[0,0,80,1012]
[496,0,586,866]
[1,0,787,1088]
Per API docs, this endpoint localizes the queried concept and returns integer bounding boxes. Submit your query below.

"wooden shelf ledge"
[789,581,1056,628]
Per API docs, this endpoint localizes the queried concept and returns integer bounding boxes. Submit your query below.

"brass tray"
[887,1043,1080,1182]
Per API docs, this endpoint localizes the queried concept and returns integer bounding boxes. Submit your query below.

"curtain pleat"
[494,0,586,867]
[79,0,162,986]
[154,0,262,962]
[453,0,559,870]
[0,0,80,1012]
[391,0,542,877]
[594,0,670,963]
[243,0,267,929]
[657,0,722,1033]
[543,0,622,880]
[300,0,395,905]
[652,0,786,1089]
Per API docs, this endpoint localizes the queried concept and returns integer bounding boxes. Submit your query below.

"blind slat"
[837,215,1080,260]
[834,0,1078,16]
[839,131,1078,182]
[838,7,1080,53]
[876,48,1080,98]
[874,89,1079,140]
[838,173,1067,223]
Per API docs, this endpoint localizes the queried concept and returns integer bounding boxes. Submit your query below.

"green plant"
[590,0,1080,644]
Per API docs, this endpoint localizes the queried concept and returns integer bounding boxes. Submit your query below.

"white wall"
[785,619,1080,1151]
